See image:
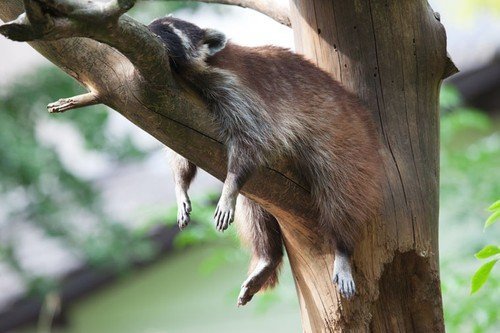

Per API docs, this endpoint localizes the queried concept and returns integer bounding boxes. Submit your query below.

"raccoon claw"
[213,201,234,232]
[177,200,191,230]
[237,276,261,306]
[333,253,356,299]
[237,259,277,306]
[237,286,254,306]
[333,272,356,299]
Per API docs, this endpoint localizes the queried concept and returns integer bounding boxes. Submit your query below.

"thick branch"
[0,0,310,223]
[0,0,170,83]
[191,0,291,27]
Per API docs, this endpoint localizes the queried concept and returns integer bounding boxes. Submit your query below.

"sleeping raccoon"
[148,16,382,306]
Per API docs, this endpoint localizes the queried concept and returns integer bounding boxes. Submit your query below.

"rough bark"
[288,0,457,331]
[0,0,456,332]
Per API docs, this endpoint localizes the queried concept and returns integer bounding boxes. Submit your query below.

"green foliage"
[442,267,500,332]
[485,200,500,228]
[488,200,500,211]
[0,66,153,296]
[475,245,500,259]
[471,259,498,294]
[470,201,500,294]
[439,107,499,227]
[439,85,500,332]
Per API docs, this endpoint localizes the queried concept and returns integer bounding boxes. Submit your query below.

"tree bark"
[287,0,456,331]
[0,0,456,332]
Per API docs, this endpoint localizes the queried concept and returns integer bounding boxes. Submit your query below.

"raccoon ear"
[203,29,227,56]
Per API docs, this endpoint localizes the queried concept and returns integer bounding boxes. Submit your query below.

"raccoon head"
[148,16,227,67]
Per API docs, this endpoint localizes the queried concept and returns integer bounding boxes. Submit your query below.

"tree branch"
[0,0,170,83]
[443,52,459,79]
[47,93,99,113]
[192,0,291,27]
[0,0,309,222]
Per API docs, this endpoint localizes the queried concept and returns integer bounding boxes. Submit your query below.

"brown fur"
[235,195,283,290]
[150,18,382,299]
[207,43,382,254]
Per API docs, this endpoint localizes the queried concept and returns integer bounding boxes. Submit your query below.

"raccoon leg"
[235,195,283,306]
[214,171,246,231]
[214,144,257,232]
[169,151,197,230]
[332,240,356,299]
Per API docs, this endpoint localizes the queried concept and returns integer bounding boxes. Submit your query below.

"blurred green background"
[0,1,499,333]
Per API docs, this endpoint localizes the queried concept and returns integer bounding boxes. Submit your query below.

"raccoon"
[149,16,382,305]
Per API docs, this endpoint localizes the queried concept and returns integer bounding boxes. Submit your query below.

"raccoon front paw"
[177,199,191,230]
[214,198,235,232]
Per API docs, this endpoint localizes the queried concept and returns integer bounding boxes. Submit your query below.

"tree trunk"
[285,0,455,331]
[0,0,457,332]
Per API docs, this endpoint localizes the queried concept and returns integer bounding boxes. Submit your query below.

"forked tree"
[0,0,457,332]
